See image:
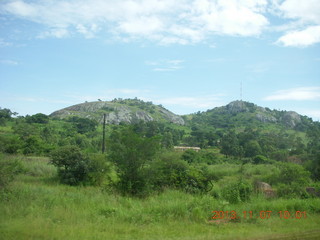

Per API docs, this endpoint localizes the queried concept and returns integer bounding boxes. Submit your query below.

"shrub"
[147,152,214,194]
[87,154,111,186]
[276,183,309,199]
[26,113,49,124]
[253,155,273,164]
[0,155,25,189]
[238,180,253,202]
[277,162,310,186]
[50,146,90,185]
[222,183,241,204]
[221,180,253,204]
[181,150,198,163]
[0,135,21,154]
[149,152,189,191]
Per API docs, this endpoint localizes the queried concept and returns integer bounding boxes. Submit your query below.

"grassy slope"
[1,156,320,240]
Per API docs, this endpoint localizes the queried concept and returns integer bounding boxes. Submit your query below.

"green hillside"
[1,99,320,239]
[185,100,311,130]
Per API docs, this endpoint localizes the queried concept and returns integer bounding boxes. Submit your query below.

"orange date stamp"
[211,210,307,220]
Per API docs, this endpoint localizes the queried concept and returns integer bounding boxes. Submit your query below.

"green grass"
[1,156,320,240]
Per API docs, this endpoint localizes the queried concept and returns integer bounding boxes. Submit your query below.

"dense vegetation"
[1,100,320,239]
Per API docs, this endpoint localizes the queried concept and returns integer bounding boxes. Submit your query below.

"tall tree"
[108,127,160,195]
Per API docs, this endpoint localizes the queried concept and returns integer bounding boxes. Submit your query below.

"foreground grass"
[1,157,320,240]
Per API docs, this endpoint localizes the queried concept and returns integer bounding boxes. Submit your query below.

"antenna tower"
[240,81,243,101]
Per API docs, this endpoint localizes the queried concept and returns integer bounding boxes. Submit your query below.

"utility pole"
[102,113,106,153]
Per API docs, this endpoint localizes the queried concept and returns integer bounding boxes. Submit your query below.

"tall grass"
[1,156,320,240]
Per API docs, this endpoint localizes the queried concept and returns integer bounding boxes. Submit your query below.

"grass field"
[1,156,320,240]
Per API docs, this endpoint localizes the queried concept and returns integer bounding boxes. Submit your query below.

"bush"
[277,163,310,186]
[181,150,198,163]
[149,152,214,194]
[253,155,273,164]
[87,154,111,186]
[276,183,309,198]
[221,180,253,204]
[238,180,253,202]
[50,146,90,185]
[222,183,241,204]
[50,147,111,186]
[0,135,21,154]
[26,113,49,124]
[0,155,25,189]
[149,152,189,191]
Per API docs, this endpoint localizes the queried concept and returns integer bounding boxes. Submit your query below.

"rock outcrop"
[50,100,185,125]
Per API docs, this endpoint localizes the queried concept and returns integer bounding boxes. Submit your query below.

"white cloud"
[0,38,13,47]
[159,94,225,109]
[76,24,99,39]
[191,0,269,36]
[0,59,18,65]
[276,0,320,24]
[273,0,320,47]
[276,25,320,47]
[146,59,184,71]
[37,28,70,39]
[264,87,320,101]
[3,0,319,47]
[0,0,269,44]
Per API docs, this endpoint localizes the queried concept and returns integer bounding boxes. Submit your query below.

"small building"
[173,146,201,152]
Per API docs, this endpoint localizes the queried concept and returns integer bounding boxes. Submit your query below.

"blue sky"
[0,0,319,120]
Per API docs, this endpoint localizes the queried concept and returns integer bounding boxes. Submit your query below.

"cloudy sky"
[0,0,319,120]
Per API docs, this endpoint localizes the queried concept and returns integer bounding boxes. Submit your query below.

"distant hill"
[50,99,315,131]
[184,100,313,131]
[50,98,185,125]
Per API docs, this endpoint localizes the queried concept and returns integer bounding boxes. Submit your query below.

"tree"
[67,117,97,134]
[161,131,174,149]
[107,127,160,195]
[220,130,243,158]
[26,113,49,124]
[244,140,262,158]
[0,107,17,125]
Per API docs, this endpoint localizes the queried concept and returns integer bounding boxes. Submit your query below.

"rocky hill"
[50,98,185,125]
[185,100,312,130]
[50,99,314,132]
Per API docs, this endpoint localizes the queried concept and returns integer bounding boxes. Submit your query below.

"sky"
[0,0,319,120]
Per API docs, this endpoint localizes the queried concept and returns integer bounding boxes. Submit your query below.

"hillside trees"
[67,116,98,134]
[306,122,320,180]
[0,107,17,125]
[132,121,185,147]
[220,130,243,158]
[26,113,49,124]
